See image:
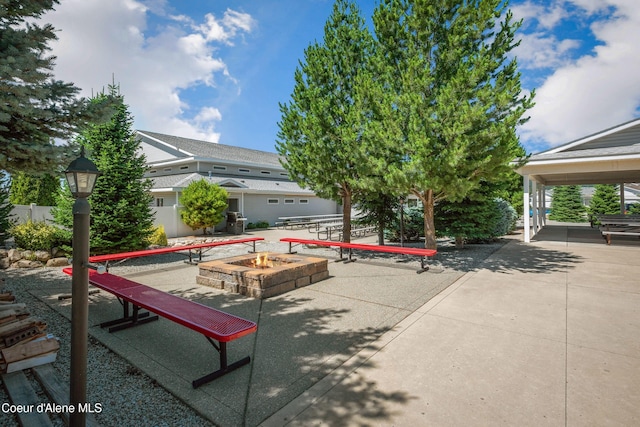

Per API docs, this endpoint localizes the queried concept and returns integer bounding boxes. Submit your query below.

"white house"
[137,130,340,233]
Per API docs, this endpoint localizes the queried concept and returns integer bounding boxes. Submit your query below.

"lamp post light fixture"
[64,149,100,427]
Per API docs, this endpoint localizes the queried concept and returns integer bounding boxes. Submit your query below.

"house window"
[267,198,279,204]
[299,199,309,204]
[407,199,418,208]
[213,165,226,171]
[280,172,288,177]
[163,167,172,172]
[156,198,164,207]
[284,198,294,204]
[180,166,189,170]
[149,170,157,174]
[239,168,251,173]
[261,170,271,175]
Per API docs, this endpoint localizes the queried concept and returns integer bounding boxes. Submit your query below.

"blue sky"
[45,0,640,155]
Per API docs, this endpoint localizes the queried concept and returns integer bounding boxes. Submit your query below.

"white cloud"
[44,0,254,142]
[516,0,640,150]
[195,107,223,123]
[512,0,568,30]
[516,32,580,69]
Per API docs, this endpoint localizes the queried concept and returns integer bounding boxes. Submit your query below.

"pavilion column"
[540,185,547,226]
[538,185,546,228]
[532,180,538,235]
[523,175,531,243]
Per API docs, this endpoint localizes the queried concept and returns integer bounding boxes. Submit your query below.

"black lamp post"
[65,149,100,427]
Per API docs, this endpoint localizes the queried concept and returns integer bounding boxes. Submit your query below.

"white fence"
[10,204,54,224]
[9,204,196,238]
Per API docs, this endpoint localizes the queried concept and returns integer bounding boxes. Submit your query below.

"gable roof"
[542,118,640,154]
[517,118,640,186]
[137,130,284,168]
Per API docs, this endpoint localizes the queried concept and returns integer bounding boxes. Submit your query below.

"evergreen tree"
[0,171,14,242]
[0,0,110,174]
[549,185,586,222]
[369,0,533,249]
[277,0,375,242]
[9,172,59,205]
[628,203,640,214]
[354,192,401,245]
[51,181,73,229]
[435,181,502,247]
[53,85,154,254]
[180,180,228,235]
[588,184,620,222]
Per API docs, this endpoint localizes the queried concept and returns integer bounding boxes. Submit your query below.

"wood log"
[0,292,15,302]
[2,337,60,364]
[0,318,36,336]
[5,351,58,373]
[0,302,27,311]
[3,326,42,348]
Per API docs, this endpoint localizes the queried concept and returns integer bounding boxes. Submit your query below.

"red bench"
[62,268,257,388]
[89,237,264,270]
[280,238,437,273]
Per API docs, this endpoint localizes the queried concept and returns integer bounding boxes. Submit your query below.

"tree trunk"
[377,220,385,245]
[422,189,437,250]
[342,189,352,243]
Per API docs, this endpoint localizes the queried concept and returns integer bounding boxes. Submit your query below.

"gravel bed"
[0,236,507,426]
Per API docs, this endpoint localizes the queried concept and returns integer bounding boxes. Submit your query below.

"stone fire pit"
[196,252,329,299]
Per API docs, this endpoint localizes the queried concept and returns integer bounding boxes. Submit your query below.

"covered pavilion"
[516,118,640,242]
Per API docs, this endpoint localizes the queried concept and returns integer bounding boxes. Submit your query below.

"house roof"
[516,118,640,186]
[137,130,284,168]
[150,172,314,195]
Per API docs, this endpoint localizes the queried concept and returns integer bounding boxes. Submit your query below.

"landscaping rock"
[46,257,69,267]
[0,249,7,258]
[13,259,43,268]
[0,258,10,269]
[22,250,35,260]
[8,249,22,262]
[35,250,51,262]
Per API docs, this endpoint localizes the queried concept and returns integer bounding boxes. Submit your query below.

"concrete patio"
[30,223,640,426]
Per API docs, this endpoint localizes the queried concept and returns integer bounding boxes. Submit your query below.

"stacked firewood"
[0,291,60,373]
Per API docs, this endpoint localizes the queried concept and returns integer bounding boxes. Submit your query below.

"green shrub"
[492,198,517,237]
[384,206,424,242]
[9,221,70,251]
[246,220,270,230]
[147,225,168,247]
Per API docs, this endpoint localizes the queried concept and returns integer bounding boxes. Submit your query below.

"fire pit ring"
[196,252,329,299]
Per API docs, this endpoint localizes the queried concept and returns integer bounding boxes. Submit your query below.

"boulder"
[14,259,43,268]
[0,258,10,269]
[46,257,70,267]
[51,247,67,258]
[21,250,35,260]
[0,249,8,258]
[35,250,51,263]
[8,249,22,262]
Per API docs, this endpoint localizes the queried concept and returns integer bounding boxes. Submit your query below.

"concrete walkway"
[33,223,639,426]
[263,224,640,426]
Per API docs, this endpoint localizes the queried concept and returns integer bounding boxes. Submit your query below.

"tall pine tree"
[53,85,154,254]
[277,0,375,242]
[588,184,620,222]
[369,0,533,249]
[9,172,59,205]
[0,0,109,174]
[549,185,586,223]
